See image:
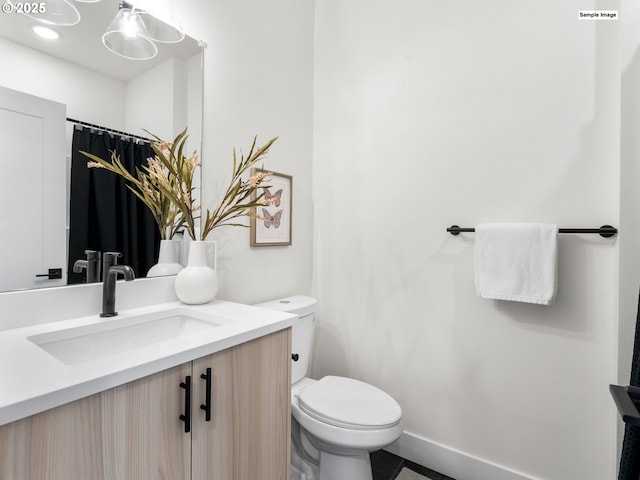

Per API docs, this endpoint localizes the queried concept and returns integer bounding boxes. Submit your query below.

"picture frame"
[250,169,292,247]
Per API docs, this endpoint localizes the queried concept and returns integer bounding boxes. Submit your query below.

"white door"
[0,86,66,291]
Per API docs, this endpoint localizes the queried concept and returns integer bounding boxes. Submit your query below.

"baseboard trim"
[385,431,535,480]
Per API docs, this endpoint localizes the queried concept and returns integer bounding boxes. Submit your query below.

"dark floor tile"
[402,458,456,480]
[371,449,404,480]
[370,449,457,480]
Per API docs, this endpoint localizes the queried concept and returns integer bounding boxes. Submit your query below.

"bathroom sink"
[28,310,221,365]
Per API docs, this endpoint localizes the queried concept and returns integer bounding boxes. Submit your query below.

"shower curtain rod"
[66,117,152,144]
[446,224,618,238]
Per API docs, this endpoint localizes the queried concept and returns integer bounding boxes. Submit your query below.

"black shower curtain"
[619,289,640,480]
[67,127,160,284]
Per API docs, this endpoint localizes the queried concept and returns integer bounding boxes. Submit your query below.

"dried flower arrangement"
[81,129,277,241]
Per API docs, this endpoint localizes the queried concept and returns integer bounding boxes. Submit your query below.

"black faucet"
[101,252,135,317]
[72,250,102,283]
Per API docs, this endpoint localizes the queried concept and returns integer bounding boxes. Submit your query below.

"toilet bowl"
[257,296,403,480]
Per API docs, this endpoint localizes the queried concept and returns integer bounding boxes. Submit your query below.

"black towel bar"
[446,225,618,238]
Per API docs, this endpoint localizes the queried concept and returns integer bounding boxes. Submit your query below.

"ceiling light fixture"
[127,0,184,43]
[102,4,157,60]
[137,10,184,43]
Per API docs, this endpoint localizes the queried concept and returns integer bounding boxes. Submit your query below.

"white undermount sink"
[28,309,222,365]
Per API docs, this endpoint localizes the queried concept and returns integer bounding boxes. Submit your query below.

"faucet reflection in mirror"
[81,130,279,304]
[72,250,102,283]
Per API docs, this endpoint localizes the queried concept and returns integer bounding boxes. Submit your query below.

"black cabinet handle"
[179,375,192,433]
[292,353,299,361]
[35,268,62,280]
[200,368,212,422]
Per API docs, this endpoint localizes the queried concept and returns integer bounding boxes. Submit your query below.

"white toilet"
[257,296,403,480]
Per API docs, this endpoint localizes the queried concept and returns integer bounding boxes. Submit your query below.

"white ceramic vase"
[147,239,184,277]
[174,240,218,304]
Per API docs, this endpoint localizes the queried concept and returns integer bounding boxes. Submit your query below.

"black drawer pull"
[200,368,212,422]
[179,375,191,433]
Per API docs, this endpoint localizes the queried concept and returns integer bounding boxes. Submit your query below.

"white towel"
[474,223,558,305]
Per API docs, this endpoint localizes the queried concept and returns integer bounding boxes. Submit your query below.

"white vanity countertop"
[0,300,297,426]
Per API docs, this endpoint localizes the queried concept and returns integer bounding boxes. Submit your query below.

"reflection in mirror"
[67,128,159,285]
[0,0,203,293]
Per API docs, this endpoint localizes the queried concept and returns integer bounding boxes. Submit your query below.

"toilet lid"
[297,376,402,430]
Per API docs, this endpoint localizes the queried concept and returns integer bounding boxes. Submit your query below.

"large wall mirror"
[0,1,204,293]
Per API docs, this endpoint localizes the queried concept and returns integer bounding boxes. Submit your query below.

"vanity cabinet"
[0,329,291,480]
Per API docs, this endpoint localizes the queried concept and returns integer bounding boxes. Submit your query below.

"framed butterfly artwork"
[250,169,293,247]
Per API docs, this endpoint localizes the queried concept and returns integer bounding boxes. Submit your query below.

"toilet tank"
[255,296,317,384]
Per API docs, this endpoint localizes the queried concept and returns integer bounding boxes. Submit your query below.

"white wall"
[0,39,190,137]
[125,56,198,140]
[0,37,125,127]
[185,53,203,156]
[178,0,315,304]
[125,58,177,139]
[313,1,621,479]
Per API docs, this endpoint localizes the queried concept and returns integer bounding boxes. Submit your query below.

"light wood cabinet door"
[0,363,191,480]
[191,329,291,480]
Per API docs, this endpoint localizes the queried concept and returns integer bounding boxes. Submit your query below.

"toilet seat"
[297,376,402,430]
